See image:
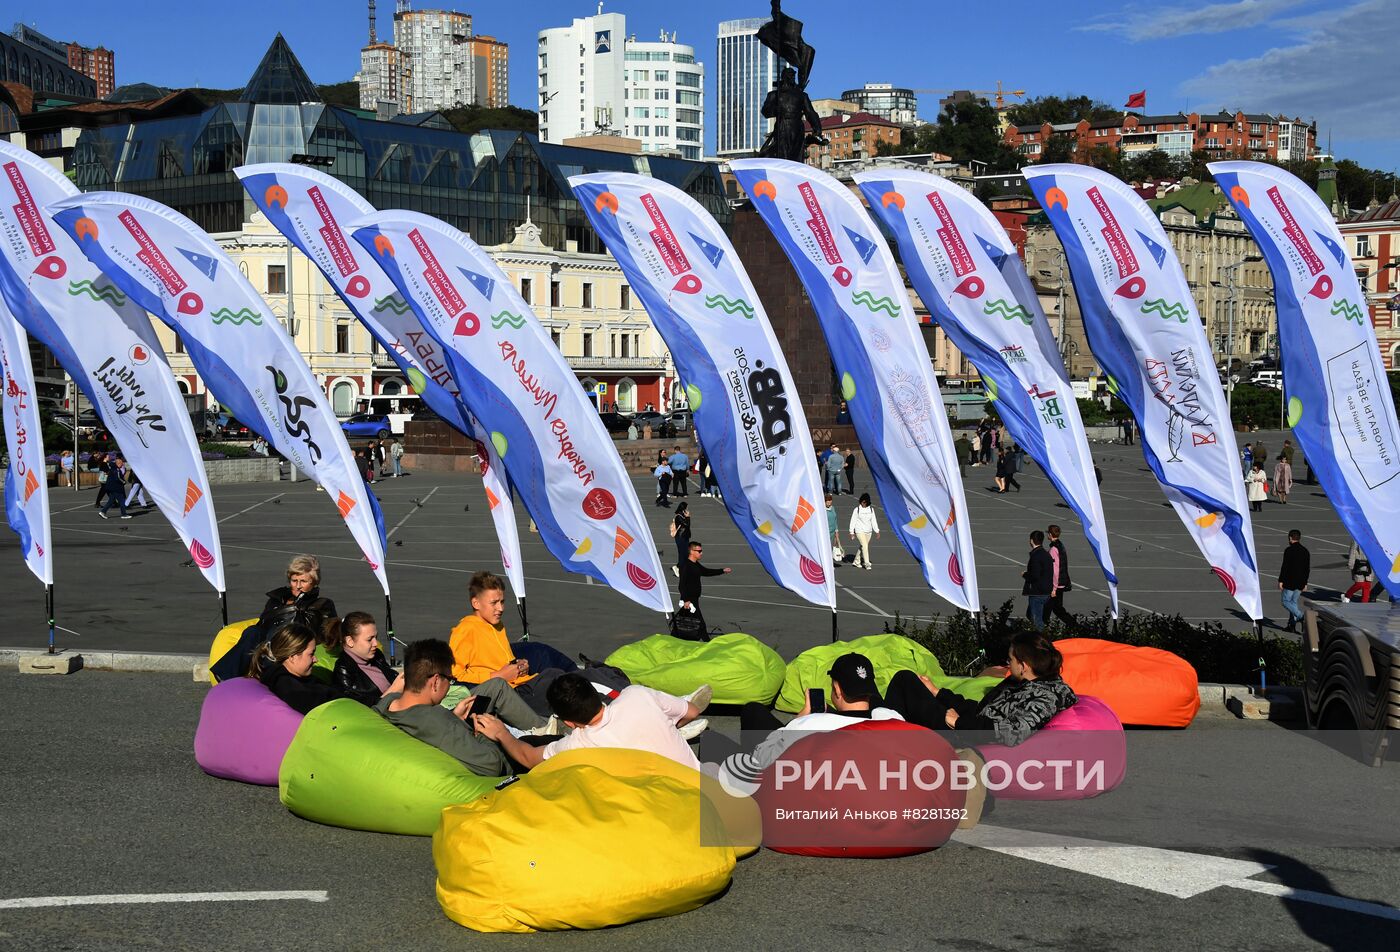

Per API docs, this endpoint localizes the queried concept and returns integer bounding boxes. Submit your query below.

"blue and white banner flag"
[234,163,525,599]
[349,210,670,613]
[0,143,223,592]
[1025,164,1261,619]
[570,172,836,608]
[730,159,978,611]
[857,168,1118,613]
[47,191,388,594]
[0,298,51,585]
[1213,161,1400,588]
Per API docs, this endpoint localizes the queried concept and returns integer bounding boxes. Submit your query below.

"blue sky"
[24,0,1399,168]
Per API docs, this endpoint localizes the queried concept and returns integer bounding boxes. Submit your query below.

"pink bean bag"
[194,678,304,785]
[973,695,1126,801]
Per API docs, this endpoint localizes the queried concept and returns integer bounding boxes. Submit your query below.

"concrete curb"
[1,647,205,676]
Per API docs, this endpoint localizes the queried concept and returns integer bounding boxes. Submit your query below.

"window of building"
[336,323,350,354]
[633,69,649,81]
[653,89,670,101]
[1357,235,1373,257]
[677,90,700,105]
[654,107,669,119]
[267,264,286,294]
[609,333,617,357]
[633,125,649,136]
[539,53,546,68]
[655,125,670,137]
[677,108,700,124]
[333,381,354,416]
[620,334,631,358]
[174,335,184,354]
[551,280,561,306]
[582,332,594,358]
[551,329,562,349]
[621,284,631,309]
[582,283,593,308]
[676,72,701,87]
[633,106,649,118]
[520,277,532,303]
[654,70,669,82]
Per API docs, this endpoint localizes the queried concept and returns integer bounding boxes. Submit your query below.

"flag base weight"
[19,650,83,675]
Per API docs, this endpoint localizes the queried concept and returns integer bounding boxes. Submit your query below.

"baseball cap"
[827,652,879,702]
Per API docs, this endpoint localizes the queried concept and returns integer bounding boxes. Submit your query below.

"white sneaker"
[525,714,561,737]
[1341,595,1350,603]
[98,511,109,520]
[678,717,709,741]
[683,683,713,714]
[671,565,680,578]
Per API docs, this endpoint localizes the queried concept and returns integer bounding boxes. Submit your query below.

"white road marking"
[386,487,438,539]
[956,824,1400,920]
[836,582,889,617]
[0,890,329,909]
[217,493,286,525]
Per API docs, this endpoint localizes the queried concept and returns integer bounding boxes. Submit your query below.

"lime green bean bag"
[279,699,503,836]
[605,633,786,705]
[311,644,338,684]
[775,634,1003,713]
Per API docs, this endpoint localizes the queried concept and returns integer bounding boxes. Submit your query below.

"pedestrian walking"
[374,439,388,477]
[1245,461,1267,512]
[954,433,971,477]
[1281,439,1295,466]
[669,501,691,577]
[1041,524,1075,628]
[88,450,109,508]
[1022,530,1053,632]
[677,541,730,640]
[1342,539,1373,603]
[823,444,845,495]
[98,455,131,519]
[1272,454,1292,504]
[969,430,982,466]
[1122,417,1135,445]
[698,450,720,499]
[653,461,672,507]
[997,448,1022,493]
[847,493,880,570]
[668,444,690,497]
[843,448,857,495]
[390,438,404,477]
[1253,441,1268,472]
[1277,529,1310,632]
[826,493,841,565]
[1241,443,1254,477]
[123,464,150,510]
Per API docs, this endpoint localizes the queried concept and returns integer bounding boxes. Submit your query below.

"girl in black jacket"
[328,612,400,702]
[248,624,393,715]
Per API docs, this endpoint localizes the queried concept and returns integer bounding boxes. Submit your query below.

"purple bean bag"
[973,695,1126,801]
[194,678,304,785]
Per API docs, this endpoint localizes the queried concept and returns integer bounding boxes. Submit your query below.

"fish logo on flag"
[45,189,387,594]
[0,298,51,584]
[1025,164,1260,618]
[0,142,222,593]
[1213,161,1400,586]
[857,168,1118,613]
[570,172,835,608]
[729,159,977,611]
[235,163,525,600]
[348,210,669,614]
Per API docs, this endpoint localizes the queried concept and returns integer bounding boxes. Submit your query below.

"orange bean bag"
[1057,638,1200,727]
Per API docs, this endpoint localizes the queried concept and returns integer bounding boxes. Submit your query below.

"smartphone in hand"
[807,687,825,714]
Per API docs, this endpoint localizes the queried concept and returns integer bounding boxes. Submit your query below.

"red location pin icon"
[345,275,371,298]
[673,274,703,295]
[34,256,67,280]
[952,275,985,299]
[1115,276,1147,299]
[833,266,852,287]
[177,292,203,315]
[455,311,480,337]
[1307,274,1333,299]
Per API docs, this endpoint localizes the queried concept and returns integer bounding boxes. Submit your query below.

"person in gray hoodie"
[882,631,1077,747]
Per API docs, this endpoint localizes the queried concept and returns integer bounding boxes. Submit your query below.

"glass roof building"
[72,36,729,247]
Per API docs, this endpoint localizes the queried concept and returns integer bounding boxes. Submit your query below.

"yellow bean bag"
[605,632,786,705]
[207,617,259,685]
[434,748,739,933]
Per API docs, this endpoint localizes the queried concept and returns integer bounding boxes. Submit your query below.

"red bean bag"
[1057,638,1200,728]
[973,695,1126,801]
[194,678,304,785]
[756,719,965,858]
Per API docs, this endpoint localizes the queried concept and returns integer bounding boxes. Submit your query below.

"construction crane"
[913,82,1026,110]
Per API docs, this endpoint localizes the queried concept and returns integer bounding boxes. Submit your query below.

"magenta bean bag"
[973,695,1126,801]
[194,678,304,786]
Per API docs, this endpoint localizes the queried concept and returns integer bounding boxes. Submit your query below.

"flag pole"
[517,597,530,641]
[219,590,228,627]
[385,594,396,664]
[46,583,55,654]
[831,609,838,643]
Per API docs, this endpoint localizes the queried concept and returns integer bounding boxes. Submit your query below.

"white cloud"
[1180,0,1400,149]
[1080,0,1309,41]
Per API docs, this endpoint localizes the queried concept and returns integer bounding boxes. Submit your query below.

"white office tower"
[715,18,778,158]
[395,8,475,111]
[625,29,703,160]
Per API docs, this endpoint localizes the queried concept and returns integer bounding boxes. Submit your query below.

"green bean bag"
[279,699,503,836]
[605,633,786,705]
[775,634,1003,713]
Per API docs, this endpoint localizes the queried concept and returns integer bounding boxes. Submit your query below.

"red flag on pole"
[1124,90,1146,109]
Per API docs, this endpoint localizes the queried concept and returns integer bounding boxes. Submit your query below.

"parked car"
[51,410,101,436]
[667,410,692,432]
[218,416,252,440]
[340,413,393,440]
[1251,370,1283,389]
[630,411,665,431]
[596,412,633,436]
[190,409,221,440]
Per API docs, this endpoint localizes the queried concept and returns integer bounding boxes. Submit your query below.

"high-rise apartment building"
[467,34,509,108]
[67,42,115,98]
[359,41,409,112]
[715,17,778,158]
[395,8,474,111]
[538,11,703,160]
[839,84,919,126]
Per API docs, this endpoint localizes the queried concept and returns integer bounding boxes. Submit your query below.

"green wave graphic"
[372,295,411,314]
[67,279,127,306]
[851,290,901,317]
[1330,299,1364,323]
[703,294,755,318]
[210,307,264,326]
[490,310,527,329]
[982,298,1033,326]
[1140,298,1189,323]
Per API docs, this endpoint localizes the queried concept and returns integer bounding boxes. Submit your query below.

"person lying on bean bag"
[883,632,1076,747]
[377,639,557,777]
[249,624,400,715]
[329,612,397,702]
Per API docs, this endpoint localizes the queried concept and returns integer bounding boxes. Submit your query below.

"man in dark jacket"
[1042,524,1075,627]
[97,456,131,519]
[677,541,730,639]
[1022,530,1053,631]
[1278,528,1311,632]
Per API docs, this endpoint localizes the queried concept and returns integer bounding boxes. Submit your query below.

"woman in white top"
[848,493,881,570]
[1244,462,1267,512]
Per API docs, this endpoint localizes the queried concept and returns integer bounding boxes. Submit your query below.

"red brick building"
[67,43,115,99]
[805,111,900,168]
[1004,110,1316,165]
[1338,200,1400,369]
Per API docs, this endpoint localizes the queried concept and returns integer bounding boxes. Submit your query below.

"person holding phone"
[377,639,558,777]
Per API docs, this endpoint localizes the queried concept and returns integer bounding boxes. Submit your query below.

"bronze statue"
[755,1,826,161]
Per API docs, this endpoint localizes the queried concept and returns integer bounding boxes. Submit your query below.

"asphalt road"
[0,429,1358,659]
[1,670,1397,951]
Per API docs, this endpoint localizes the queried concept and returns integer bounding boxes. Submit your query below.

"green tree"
[317,82,360,108]
[440,104,538,136]
[1006,94,1119,126]
[926,100,1018,170]
[1039,132,1076,164]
